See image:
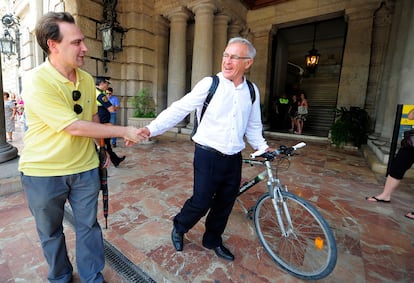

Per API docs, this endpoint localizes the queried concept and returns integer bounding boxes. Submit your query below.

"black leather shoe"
[211,244,234,261]
[171,227,183,251]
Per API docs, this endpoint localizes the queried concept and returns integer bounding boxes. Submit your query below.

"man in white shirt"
[141,37,272,261]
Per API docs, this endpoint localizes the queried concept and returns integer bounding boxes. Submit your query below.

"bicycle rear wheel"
[254,191,337,280]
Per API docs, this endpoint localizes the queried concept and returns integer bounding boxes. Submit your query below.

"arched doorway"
[268,17,347,137]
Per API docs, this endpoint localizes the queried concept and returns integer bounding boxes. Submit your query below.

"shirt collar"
[44,58,83,86]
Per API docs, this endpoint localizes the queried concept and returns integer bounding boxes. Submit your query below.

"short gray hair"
[227,37,256,58]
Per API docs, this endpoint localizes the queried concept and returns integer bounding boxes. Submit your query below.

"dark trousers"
[389,147,414,179]
[104,138,121,165]
[174,145,242,248]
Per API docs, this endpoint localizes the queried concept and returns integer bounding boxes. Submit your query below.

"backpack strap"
[191,75,219,139]
[199,75,219,121]
[246,79,256,104]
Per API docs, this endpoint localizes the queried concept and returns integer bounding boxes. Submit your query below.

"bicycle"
[237,142,337,280]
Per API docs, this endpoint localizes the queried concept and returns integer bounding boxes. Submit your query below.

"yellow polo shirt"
[18,59,99,176]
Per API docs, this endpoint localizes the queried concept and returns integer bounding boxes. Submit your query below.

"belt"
[195,143,240,158]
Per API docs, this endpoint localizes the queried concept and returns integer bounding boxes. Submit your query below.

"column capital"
[345,5,377,22]
[164,6,192,22]
[250,24,273,38]
[228,20,243,38]
[154,15,170,37]
[214,13,231,26]
[188,0,217,15]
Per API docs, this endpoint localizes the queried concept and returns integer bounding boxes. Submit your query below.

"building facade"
[1,0,413,166]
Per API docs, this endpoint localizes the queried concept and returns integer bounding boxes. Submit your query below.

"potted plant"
[330,106,370,148]
[127,89,157,144]
[127,88,156,128]
[132,88,156,118]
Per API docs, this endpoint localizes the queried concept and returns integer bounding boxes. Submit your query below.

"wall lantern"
[101,23,124,52]
[0,30,15,57]
[305,23,320,74]
[98,0,125,72]
[0,14,20,64]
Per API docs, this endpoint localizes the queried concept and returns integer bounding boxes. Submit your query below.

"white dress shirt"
[147,72,268,155]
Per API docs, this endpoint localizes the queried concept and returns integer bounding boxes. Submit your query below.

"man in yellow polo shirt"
[18,12,147,283]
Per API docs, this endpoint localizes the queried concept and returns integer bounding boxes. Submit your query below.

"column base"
[0,142,18,163]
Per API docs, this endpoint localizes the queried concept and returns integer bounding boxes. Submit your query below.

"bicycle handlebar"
[250,142,306,160]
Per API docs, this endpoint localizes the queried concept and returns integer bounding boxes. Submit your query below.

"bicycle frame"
[239,157,292,237]
[238,159,268,196]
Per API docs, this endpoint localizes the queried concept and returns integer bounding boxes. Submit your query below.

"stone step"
[0,177,22,196]
[0,156,22,196]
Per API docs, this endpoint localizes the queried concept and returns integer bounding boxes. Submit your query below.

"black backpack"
[191,75,256,138]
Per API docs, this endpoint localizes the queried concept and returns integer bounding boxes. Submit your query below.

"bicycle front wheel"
[254,191,337,280]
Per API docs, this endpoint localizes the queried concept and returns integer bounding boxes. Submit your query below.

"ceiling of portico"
[239,0,288,10]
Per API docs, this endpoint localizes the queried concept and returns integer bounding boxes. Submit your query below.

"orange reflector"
[315,237,324,250]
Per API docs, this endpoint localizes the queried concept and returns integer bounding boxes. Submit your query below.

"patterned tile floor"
[1,121,414,282]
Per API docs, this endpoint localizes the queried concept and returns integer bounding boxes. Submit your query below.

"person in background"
[96,77,125,166]
[295,92,308,134]
[16,96,24,118]
[106,87,120,147]
[10,92,17,107]
[288,94,299,133]
[366,107,414,220]
[140,37,273,261]
[275,93,290,130]
[18,12,146,283]
[3,91,16,142]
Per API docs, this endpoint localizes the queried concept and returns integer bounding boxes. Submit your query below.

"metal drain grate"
[64,206,156,283]
[104,241,156,283]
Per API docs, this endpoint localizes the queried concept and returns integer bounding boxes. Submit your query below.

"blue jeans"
[21,168,105,283]
[110,113,117,145]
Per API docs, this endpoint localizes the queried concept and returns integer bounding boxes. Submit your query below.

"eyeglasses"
[222,52,251,60]
[72,90,83,114]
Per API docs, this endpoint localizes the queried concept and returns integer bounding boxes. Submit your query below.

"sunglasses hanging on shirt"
[72,90,83,114]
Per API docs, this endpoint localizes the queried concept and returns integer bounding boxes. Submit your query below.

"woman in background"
[3,92,16,142]
[288,94,299,133]
[295,92,308,135]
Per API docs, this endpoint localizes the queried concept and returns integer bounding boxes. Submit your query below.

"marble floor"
[1,122,414,282]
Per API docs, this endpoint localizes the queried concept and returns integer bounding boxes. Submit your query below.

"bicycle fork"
[271,187,297,238]
[265,161,296,238]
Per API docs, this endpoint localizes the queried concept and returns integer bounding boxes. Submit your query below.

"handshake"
[123,126,151,146]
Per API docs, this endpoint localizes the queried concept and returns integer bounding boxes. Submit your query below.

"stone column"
[365,2,394,131]
[397,3,414,104]
[154,15,172,113]
[376,0,414,138]
[337,8,376,108]
[249,26,272,118]
[165,7,192,106]
[0,57,18,163]
[213,13,230,74]
[228,20,243,39]
[188,0,216,87]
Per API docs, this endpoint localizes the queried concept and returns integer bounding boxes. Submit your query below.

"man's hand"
[123,126,150,146]
[102,150,111,168]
